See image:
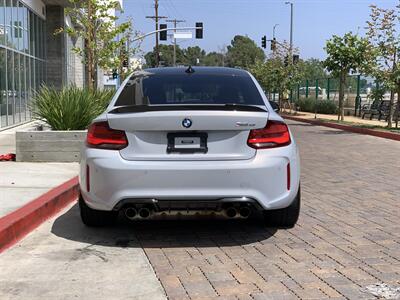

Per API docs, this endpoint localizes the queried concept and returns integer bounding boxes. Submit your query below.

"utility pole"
[146,0,167,66]
[167,19,185,66]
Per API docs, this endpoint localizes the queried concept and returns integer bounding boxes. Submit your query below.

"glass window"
[115,73,265,106]
[24,55,30,119]
[11,0,18,49]
[29,11,34,55]
[7,49,13,125]
[14,51,20,122]
[34,14,39,58]
[38,17,42,58]
[17,2,26,52]
[0,48,6,127]
[30,57,34,92]
[21,2,28,54]
[35,59,39,91]
[20,52,25,121]
[5,0,12,48]
[0,0,5,46]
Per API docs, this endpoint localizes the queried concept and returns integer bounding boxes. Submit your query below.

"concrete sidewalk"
[0,162,79,218]
[0,203,166,300]
[0,123,79,218]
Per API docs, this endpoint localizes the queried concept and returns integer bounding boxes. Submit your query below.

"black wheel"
[79,195,118,227]
[263,187,300,228]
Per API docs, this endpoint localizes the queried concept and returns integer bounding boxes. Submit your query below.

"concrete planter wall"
[16,130,86,162]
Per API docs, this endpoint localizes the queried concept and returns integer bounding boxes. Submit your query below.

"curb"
[283,115,400,142]
[0,176,79,254]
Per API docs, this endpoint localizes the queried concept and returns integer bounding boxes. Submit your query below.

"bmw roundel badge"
[182,118,192,128]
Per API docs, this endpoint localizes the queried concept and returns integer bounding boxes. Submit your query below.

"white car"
[79,67,301,227]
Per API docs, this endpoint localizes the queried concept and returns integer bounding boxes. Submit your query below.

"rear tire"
[79,195,118,227]
[263,187,300,228]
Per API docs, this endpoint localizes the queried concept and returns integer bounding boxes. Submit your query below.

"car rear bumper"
[80,144,300,211]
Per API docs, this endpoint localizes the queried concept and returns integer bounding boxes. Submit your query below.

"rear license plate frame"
[167,132,208,154]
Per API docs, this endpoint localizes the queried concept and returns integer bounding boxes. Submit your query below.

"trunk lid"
[107,105,269,161]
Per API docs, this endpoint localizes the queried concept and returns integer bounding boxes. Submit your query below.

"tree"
[250,41,302,107]
[57,0,132,89]
[366,4,400,128]
[117,23,142,81]
[299,58,328,81]
[183,46,206,65]
[226,35,265,69]
[324,32,375,121]
[202,52,225,66]
[144,45,185,67]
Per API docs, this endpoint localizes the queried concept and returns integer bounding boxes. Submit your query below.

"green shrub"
[295,98,337,114]
[31,86,114,130]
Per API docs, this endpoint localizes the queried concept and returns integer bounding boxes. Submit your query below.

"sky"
[121,0,399,60]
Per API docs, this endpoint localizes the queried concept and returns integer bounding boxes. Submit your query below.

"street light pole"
[285,1,294,59]
[273,24,279,39]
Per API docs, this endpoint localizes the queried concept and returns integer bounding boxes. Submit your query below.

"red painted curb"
[0,176,79,254]
[283,115,400,142]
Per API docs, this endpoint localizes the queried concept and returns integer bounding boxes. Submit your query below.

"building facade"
[0,0,122,129]
[0,0,46,128]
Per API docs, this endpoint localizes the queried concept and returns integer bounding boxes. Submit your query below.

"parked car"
[79,67,301,228]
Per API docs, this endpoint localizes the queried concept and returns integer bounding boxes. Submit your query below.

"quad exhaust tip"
[124,207,137,219]
[225,207,238,218]
[138,207,152,219]
[239,206,251,218]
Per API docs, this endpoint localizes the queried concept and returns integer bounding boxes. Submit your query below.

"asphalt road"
[1,120,400,300]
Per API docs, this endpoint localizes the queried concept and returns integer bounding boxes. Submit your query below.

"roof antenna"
[185,65,195,74]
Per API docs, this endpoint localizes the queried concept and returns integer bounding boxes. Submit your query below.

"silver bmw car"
[79,67,300,227]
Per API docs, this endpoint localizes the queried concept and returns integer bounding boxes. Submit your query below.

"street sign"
[173,32,192,39]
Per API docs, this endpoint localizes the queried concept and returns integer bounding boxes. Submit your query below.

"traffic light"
[112,70,118,79]
[159,24,167,41]
[123,58,129,68]
[196,22,203,39]
[284,56,289,67]
[293,54,300,64]
[261,35,267,49]
[271,38,277,51]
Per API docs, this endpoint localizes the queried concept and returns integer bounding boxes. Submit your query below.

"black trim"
[109,104,267,114]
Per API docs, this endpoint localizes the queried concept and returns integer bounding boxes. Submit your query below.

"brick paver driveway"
[134,120,400,299]
[3,120,399,300]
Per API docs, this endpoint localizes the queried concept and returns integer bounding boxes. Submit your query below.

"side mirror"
[269,101,280,112]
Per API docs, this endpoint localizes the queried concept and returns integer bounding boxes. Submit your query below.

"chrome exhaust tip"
[124,207,137,219]
[225,207,238,218]
[239,207,251,218]
[138,207,152,219]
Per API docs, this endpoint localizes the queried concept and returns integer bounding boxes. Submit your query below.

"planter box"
[16,129,86,162]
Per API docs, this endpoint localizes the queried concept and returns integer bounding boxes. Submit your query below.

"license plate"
[167,132,208,153]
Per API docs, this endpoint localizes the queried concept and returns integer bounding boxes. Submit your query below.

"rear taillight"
[86,121,128,150]
[247,120,291,149]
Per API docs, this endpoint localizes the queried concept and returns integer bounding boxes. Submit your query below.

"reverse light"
[86,121,128,150]
[247,120,291,149]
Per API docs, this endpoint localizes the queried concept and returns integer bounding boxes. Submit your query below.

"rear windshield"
[115,73,264,106]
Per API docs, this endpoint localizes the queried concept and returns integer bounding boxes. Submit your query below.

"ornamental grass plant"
[31,86,114,130]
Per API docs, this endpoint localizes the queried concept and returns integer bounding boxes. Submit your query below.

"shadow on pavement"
[286,122,313,127]
[51,203,277,248]
[317,129,354,135]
